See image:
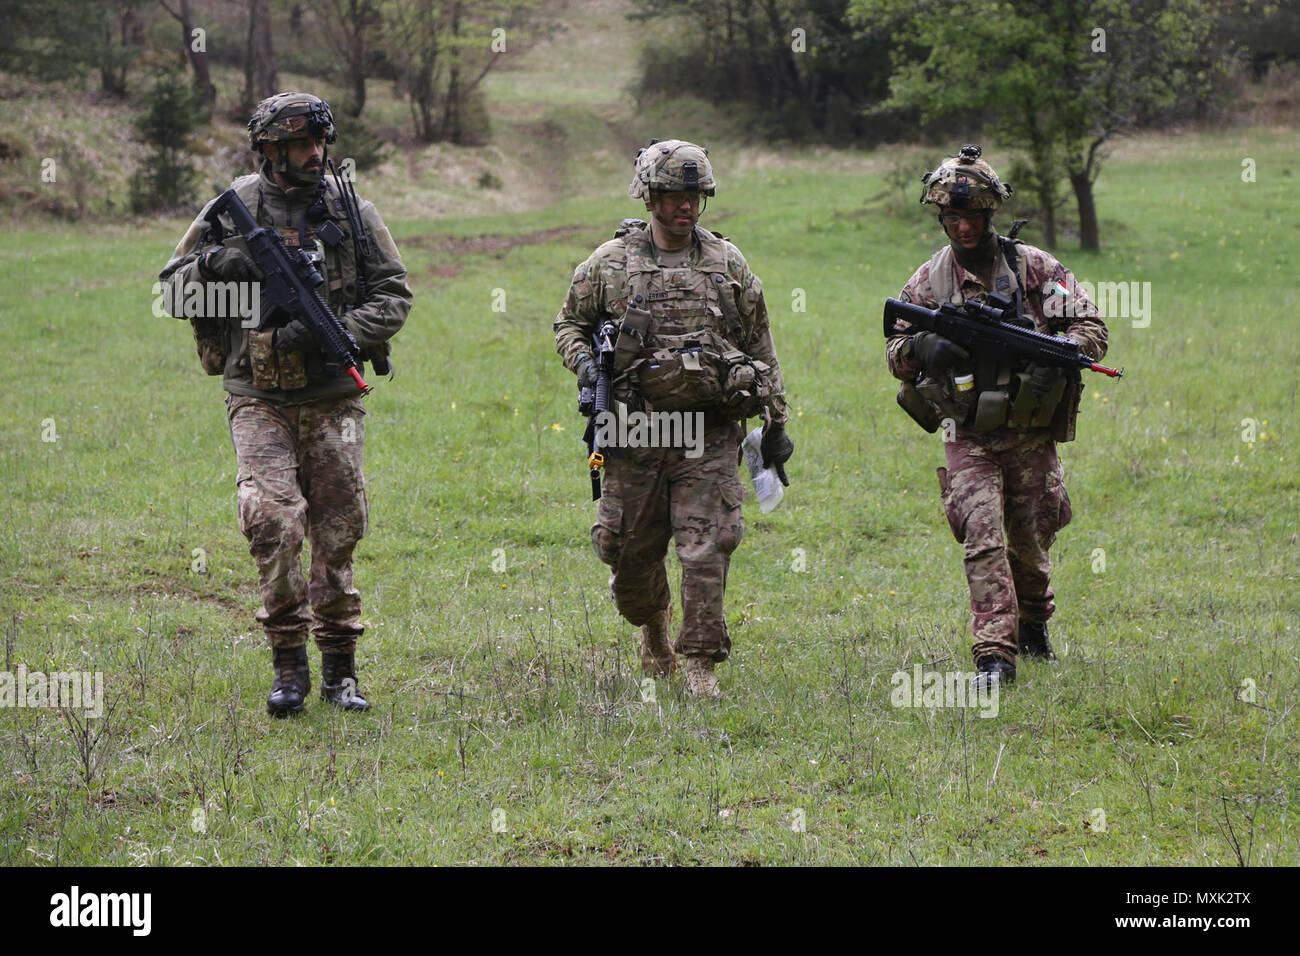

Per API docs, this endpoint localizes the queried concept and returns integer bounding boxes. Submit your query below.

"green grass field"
[0,121,1296,866]
[1,0,1297,863]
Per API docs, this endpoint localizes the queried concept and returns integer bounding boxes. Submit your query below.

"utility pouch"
[720,351,773,419]
[913,374,974,429]
[614,300,652,373]
[1006,371,1067,430]
[636,331,728,411]
[277,344,309,390]
[974,389,1010,432]
[248,329,279,390]
[897,380,941,432]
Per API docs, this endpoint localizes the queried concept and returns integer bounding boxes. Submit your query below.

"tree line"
[0,0,556,145]
[633,0,1299,251]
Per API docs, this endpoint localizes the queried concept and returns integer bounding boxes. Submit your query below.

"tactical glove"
[576,354,598,389]
[761,423,793,487]
[1027,363,1064,396]
[199,245,260,282]
[275,320,311,353]
[909,332,970,373]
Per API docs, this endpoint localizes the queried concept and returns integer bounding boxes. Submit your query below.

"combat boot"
[320,652,371,711]
[1018,620,1056,660]
[683,656,722,699]
[640,606,677,677]
[972,655,1016,693]
[267,645,310,717]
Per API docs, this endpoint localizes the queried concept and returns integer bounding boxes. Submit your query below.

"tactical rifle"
[883,293,1123,379]
[578,317,618,500]
[204,188,370,393]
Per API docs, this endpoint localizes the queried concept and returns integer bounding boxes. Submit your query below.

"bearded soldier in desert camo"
[159,92,412,716]
[885,145,1109,687]
[554,139,791,698]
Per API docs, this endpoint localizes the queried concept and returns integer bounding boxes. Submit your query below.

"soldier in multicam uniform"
[554,140,793,698]
[886,145,1108,686]
[159,92,412,716]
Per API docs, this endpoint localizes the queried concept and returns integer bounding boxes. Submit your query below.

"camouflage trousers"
[226,395,368,653]
[591,423,745,662]
[938,429,1072,666]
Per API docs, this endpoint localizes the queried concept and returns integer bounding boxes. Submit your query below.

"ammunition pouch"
[631,329,770,416]
[1005,369,1069,431]
[973,389,1010,432]
[277,341,309,390]
[614,298,652,373]
[248,329,279,389]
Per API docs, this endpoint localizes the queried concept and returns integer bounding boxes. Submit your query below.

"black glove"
[761,423,793,487]
[575,354,597,389]
[275,320,311,352]
[200,245,259,281]
[909,332,970,373]
[1027,363,1064,396]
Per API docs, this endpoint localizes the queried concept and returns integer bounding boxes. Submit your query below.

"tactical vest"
[910,239,1074,436]
[190,172,385,390]
[610,222,771,418]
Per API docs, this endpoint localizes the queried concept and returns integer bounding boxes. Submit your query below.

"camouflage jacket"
[553,221,787,426]
[886,237,1108,438]
[159,164,412,404]
[887,237,1108,381]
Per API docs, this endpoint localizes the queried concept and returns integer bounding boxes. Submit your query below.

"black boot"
[267,645,310,717]
[973,655,1016,692]
[1018,620,1056,660]
[320,653,371,711]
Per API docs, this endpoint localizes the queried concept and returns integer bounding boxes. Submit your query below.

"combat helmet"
[247,92,337,151]
[920,144,1012,210]
[628,139,716,200]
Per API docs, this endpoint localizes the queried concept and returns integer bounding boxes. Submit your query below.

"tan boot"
[683,656,722,699]
[639,606,676,677]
